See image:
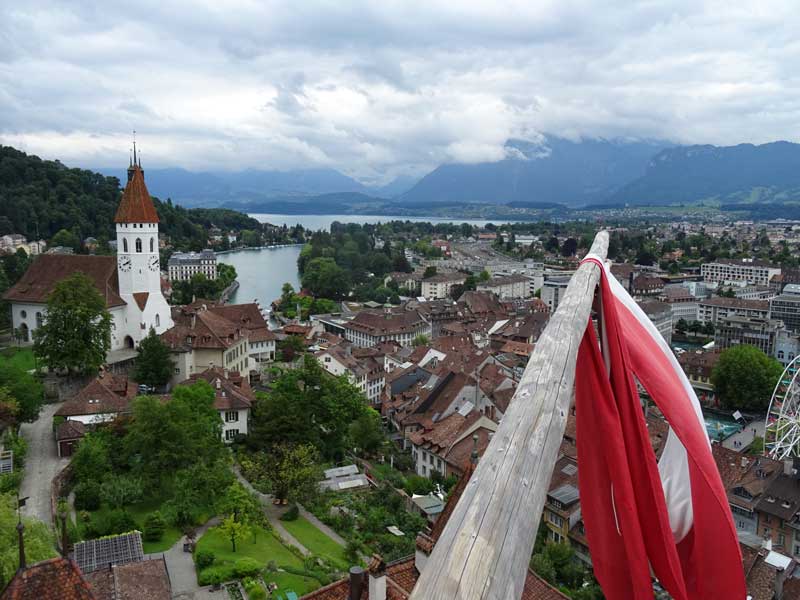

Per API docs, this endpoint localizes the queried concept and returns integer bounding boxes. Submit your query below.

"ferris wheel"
[765,355,800,460]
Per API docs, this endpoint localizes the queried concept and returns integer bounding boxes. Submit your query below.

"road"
[18,402,67,525]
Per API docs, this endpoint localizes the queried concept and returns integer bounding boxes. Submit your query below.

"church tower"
[114,142,173,342]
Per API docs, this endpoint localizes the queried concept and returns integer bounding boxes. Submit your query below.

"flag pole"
[410,231,608,600]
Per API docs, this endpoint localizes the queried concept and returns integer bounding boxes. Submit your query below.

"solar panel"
[73,532,144,573]
[561,464,578,476]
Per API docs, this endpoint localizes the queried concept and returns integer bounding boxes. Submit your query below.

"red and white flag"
[574,257,746,599]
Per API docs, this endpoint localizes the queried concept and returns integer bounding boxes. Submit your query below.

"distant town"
[2,151,800,599]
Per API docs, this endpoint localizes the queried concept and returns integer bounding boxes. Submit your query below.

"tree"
[423,266,437,279]
[712,345,784,411]
[0,363,42,423]
[530,553,556,584]
[219,514,248,553]
[412,334,430,347]
[143,511,166,542]
[269,444,321,503]
[248,358,367,458]
[675,318,688,335]
[50,228,80,251]
[216,482,263,543]
[34,272,111,374]
[301,257,350,299]
[133,329,175,388]
[216,263,237,289]
[71,433,111,483]
[478,269,490,282]
[349,409,385,455]
[560,238,578,257]
[0,493,56,589]
[100,475,143,511]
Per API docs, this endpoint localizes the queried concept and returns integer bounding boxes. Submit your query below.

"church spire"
[127,130,138,182]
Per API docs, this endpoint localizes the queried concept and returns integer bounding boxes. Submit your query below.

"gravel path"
[18,402,67,525]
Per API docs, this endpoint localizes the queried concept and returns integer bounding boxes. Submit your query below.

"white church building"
[4,156,173,350]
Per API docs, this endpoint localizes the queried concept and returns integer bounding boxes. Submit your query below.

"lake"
[220,213,526,307]
[249,213,517,230]
[217,245,302,307]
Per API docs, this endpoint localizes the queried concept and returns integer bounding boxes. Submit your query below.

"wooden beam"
[410,231,609,600]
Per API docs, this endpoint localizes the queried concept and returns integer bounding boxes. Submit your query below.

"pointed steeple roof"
[115,164,159,224]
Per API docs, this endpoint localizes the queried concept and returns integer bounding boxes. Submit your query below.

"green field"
[0,347,36,372]
[280,515,349,570]
[196,525,321,596]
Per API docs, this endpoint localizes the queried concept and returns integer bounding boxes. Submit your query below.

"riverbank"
[216,243,303,255]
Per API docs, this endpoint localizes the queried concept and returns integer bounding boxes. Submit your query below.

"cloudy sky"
[1,1,799,184]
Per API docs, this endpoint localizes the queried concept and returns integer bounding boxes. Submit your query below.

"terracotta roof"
[114,166,159,223]
[208,304,276,341]
[161,305,248,351]
[181,367,254,411]
[3,255,125,308]
[699,297,769,310]
[55,373,138,418]
[56,419,87,441]
[83,558,171,600]
[346,310,429,337]
[520,571,570,599]
[1,557,97,600]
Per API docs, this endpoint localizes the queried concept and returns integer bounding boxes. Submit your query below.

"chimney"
[367,555,387,600]
[741,456,749,468]
[348,566,365,600]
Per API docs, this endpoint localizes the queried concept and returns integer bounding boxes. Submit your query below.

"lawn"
[280,515,349,569]
[196,525,325,596]
[197,525,303,567]
[0,347,36,372]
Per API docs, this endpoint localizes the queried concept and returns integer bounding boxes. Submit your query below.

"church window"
[155,314,160,327]
[150,237,155,252]
[123,238,128,252]
[135,238,142,253]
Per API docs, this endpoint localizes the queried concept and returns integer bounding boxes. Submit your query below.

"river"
[216,245,302,306]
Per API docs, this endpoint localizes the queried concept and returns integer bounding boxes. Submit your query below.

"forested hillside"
[0,146,262,250]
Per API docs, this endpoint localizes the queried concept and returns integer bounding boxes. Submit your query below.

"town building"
[0,234,46,255]
[714,316,786,357]
[3,157,173,349]
[316,344,386,405]
[408,412,497,478]
[180,367,253,442]
[631,274,665,298]
[638,300,673,345]
[476,274,531,299]
[343,309,431,348]
[771,285,800,334]
[421,272,467,300]
[207,303,276,365]
[541,276,570,312]
[698,297,770,325]
[167,249,217,282]
[701,259,781,287]
[160,303,251,385]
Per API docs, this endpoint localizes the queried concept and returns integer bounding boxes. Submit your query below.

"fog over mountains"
[97,136,800,211]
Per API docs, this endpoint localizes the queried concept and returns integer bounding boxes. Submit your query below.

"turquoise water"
[704,416,742,441]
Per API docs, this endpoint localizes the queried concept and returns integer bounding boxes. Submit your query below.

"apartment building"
[697,297,770,324]
[701,259,781,286]
[421,272,467,300]
[167,250,217,282]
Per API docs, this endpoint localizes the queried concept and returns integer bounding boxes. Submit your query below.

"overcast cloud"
[1,1,800,183]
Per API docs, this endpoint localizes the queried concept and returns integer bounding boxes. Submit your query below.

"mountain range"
[95,136,800,212]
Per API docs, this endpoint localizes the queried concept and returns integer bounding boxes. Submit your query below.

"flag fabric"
[574,256,746,600]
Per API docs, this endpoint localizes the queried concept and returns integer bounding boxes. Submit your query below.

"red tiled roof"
[181,367,254,411]
[56,419,87,441]
[1,558,97,600]
[55,372,138,418]
[114,166,159,223]
[3,255,125,308]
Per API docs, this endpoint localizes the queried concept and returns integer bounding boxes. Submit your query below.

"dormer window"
[767,496,776,503]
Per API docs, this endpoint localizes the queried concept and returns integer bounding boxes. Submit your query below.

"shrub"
[280,504,299,521]
[143,511,166,542]
[195,549,216,570]
[198,564,235,586]
[233,557,262,578]
[73,481,102,511]
[243,578,267,600]
[106,509,137,535]
[403,475,434,496]
[0,472,23,494]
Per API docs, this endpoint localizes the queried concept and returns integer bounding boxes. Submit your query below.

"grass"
[0,347,36,372]
[196,525,323,596]
[196,525,305,569]
[280,515,349,570]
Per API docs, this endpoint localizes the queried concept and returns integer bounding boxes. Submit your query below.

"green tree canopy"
[711,345,784,411]
[248,357,367,459]
[34,272,111,374]
[0,361,43,423]
[301,257,351,299]
[133,329,175,388]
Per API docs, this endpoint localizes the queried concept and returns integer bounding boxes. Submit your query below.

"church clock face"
[148,255,160,272]
[118,255,132,272]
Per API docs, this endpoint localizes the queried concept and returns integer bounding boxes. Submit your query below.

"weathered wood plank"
[409,231,609,600]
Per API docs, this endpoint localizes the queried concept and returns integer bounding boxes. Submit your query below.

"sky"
[1,1,800,185]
